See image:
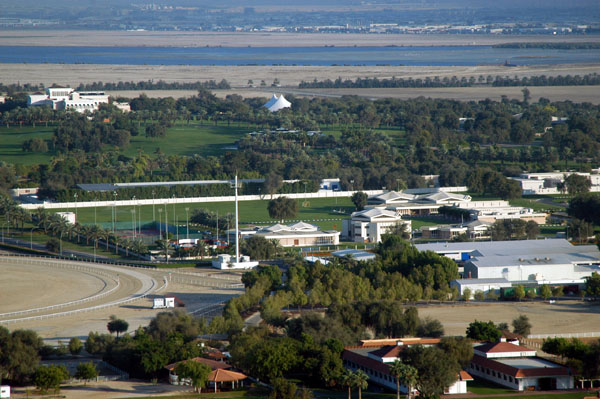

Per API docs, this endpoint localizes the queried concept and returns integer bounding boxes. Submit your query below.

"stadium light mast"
[234,175,240,264]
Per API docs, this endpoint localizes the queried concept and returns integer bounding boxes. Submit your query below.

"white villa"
[27,86,127,113]
[342,208,411,243]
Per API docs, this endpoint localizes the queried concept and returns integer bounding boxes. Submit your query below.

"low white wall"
[19,190,384,210]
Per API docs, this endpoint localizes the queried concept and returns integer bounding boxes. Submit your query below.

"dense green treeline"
[299,73,600,89]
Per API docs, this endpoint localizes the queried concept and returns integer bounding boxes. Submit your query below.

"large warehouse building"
[416,240,600,295]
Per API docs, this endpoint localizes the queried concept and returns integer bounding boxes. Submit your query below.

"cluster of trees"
[190,208,233,231]
[299,73,600,89]
[5,94,600,204]
[52,112,136,152]
[466,316,532,341]
[85,310,223,378]
[467,168,522,199]
[542,337,600,378]
[33,362,98,394]
[76,79,230,91]
[490,219,540,241]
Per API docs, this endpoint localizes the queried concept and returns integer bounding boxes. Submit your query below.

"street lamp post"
[30,227,35,249]
[172,195,178,244]
[132,196,136,238]
[131,209,136,240]
[158,208,163,240]
[113,191,118,232]
[152,190,156,222]
[74,193,78,220]
[185,207,189,239]
[94,195,97,226]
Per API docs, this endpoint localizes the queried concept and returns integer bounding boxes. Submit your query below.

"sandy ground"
[0,262,108,313]
[0,258,243,345]
[10,380,192,398]
[1,30,599,48]
[418,300,600,336]
[105,85,600,104]
[3,62,600,97]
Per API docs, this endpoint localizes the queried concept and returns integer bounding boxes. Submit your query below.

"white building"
[417,239,600,290]
[211,254,258,270]
[455,200,547,224]
[27,86,122,113]
[468,342,573,391]
[228,222,340,247]
[511,171,600,195]
[342,208,411,243]
[343,338,473,395]
[367,189,471,216]
[451,278,513,297]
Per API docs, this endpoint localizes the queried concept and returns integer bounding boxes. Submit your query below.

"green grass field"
[0,125,56,165]
[0,123,253,165]
[52,197,356,232]
[0,122,413,166]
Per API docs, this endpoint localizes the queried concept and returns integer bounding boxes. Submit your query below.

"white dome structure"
[264,94,291,112]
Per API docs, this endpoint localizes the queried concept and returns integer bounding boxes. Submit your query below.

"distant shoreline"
[1,30,599,48]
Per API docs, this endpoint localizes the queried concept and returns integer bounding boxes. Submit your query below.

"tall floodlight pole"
[152,190,156,222]
[158,208,163,240]
[234,175,240,264]
[74,193,78,220]
[185,207,189,239]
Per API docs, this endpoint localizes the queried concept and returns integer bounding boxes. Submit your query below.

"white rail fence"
[168,275,243,289]
[19,190,384,210]
[0,257,121,318]
[528,332,600,339]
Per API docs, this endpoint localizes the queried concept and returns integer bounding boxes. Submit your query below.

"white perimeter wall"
[19,190,384,210]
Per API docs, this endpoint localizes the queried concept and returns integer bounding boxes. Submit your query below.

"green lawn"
[510,198,565,212]
[466,379,515,395]
[0,125,56,165]
[0,123,253,165]
[51,197,356,233]
[123,123,253,158]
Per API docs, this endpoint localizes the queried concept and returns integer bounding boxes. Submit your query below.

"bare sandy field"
[2,62,600,90]
[1,30,599,48]
[105,85,600,104]
[0,260,243,345]
[0,262,108,313]
[418,300,600,337]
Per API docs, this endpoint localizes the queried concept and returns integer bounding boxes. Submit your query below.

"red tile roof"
[472,355,571,378]
[343,349,391,376]
[369,345,404,359]
[459,370,474,381]
[475,342,533,354]
[164,357,231,371]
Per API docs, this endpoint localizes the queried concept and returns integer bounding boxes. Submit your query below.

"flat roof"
[416,239,600,259]
[496,357,562,369]
[454,278,511,285]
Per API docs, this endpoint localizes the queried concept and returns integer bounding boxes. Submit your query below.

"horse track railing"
[0,255,165,325]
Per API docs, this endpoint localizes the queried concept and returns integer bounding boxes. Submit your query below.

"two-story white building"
[27,86,117,113]
[342,208,411,243]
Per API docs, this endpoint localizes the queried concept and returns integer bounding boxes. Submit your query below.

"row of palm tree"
[339,359,418,399]
[340,370,368,399]
[33,208,149,258]
[0,197,31,233]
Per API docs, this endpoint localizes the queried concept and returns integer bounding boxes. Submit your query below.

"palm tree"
[389,360,418,399]
[351,370,369,399]
[340,369,354,399]
[34,207,50,233]
[131,240,148,256]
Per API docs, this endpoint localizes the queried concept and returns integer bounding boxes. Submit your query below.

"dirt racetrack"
[418,299,600,337]
[0,257,243,344]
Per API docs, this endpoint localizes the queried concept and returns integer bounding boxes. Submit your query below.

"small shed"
[0,386,9,399]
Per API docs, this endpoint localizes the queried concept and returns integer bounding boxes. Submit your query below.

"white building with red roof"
[468,342,573,391]
[342,338,473,395]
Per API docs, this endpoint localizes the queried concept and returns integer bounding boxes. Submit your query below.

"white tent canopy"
[264,94,291,112]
